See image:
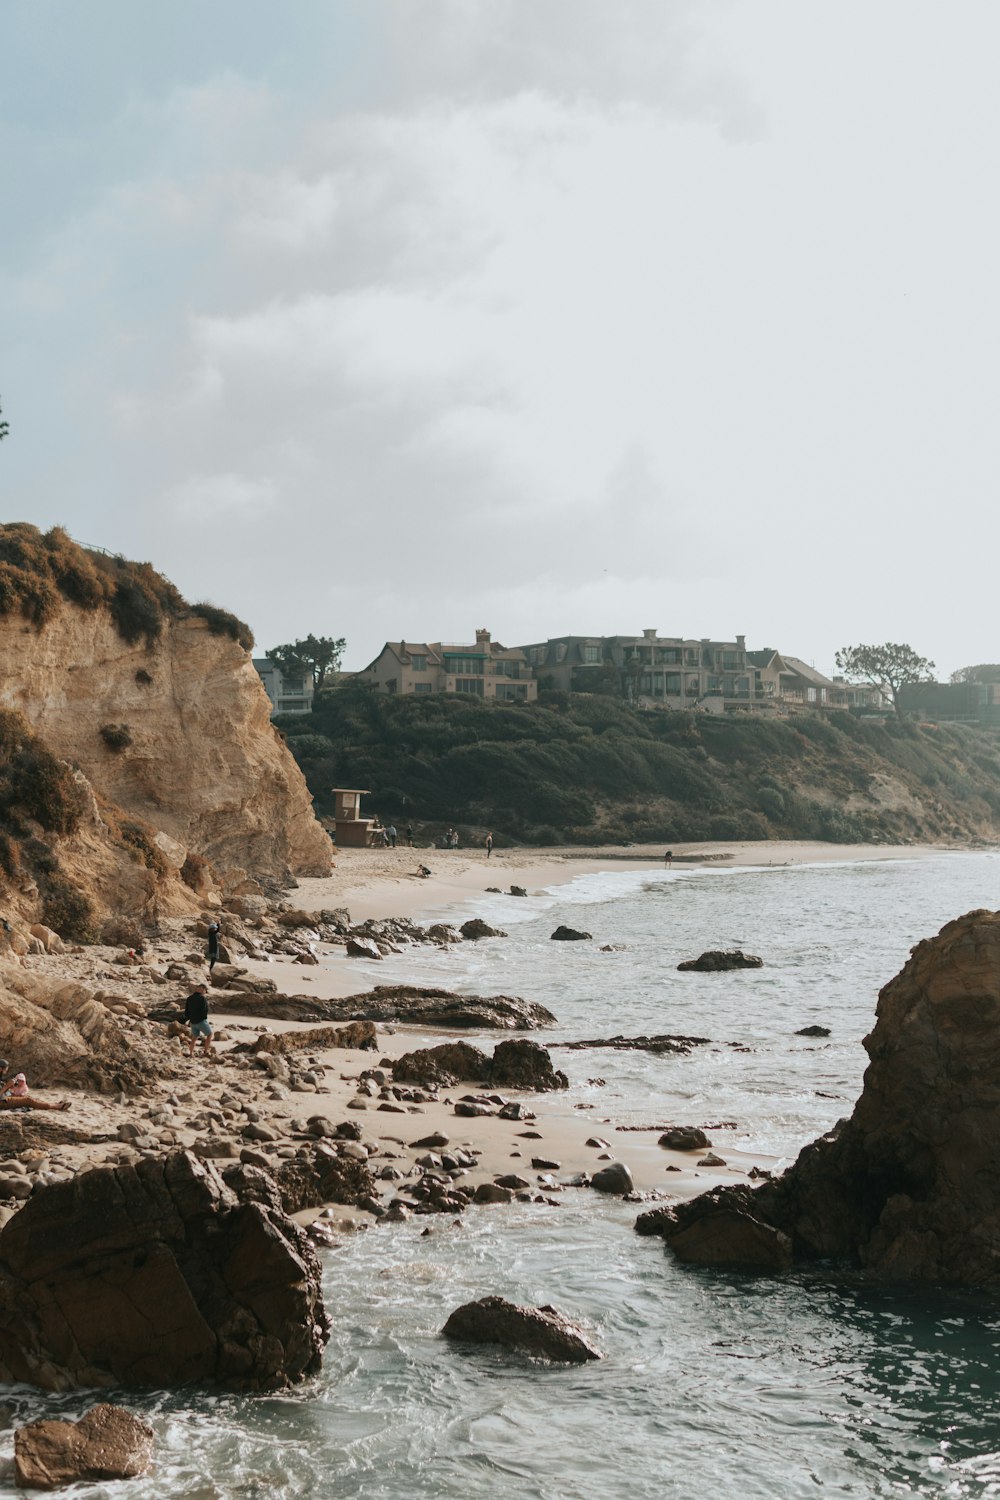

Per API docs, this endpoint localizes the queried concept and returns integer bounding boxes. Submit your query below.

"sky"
[2,1,999,676]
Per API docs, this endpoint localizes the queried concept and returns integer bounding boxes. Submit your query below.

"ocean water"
[4,851,1000,1499]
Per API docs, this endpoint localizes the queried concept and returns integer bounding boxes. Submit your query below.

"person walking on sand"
[206,922,221,974]
[406,823,414,847]
[388,824,398,848]
[184,984,214,1058]
[0,1059,70,1111]
[485,832,493,858]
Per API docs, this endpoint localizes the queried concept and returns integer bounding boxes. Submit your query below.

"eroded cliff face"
[0,605,331,896]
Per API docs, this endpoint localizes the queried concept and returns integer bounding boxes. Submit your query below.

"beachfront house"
[253,657,314,716]
[359,630,538,702]
[518,630,756,710]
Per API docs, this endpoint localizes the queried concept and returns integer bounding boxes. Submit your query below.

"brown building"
[747,651,886,712]
[359,629,538,703]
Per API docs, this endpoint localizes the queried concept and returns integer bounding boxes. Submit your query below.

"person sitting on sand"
[183,985,214,1059]
[0,1058,70,1111]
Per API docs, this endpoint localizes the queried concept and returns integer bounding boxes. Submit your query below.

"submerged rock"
[642,910,1000,1286]
[442,1296,602,1362]
[15,1404,153,1490]
[209,984,557,1030]
[555,1033,710,1056]
[677,950,764,972]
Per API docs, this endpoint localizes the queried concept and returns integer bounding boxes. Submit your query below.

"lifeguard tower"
[330,787,376,848]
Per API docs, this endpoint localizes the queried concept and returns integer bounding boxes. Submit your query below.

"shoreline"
[0,839,950,1235]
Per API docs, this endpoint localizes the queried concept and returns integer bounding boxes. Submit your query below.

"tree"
[835,642,935,717]
[950,664,1000,685]
[0,398,8,442]
[266,634,345,692]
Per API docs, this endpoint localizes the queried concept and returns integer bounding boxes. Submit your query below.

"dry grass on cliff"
[0,523,253,650]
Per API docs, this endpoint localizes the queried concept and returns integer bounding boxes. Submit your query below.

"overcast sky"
[2,1,998,675]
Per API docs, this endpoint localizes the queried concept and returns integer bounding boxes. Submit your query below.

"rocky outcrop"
[214,984,557,1030]
[228,1146,377,1217]
[550,925,592,941]
[554,1033,710,1056]
[442,1297,602,1362]
[641,911,1000,1286]
[0,1150,329,1390]
[393,1039,567,1091]
[15,1404,153,1490]
[658,1126,710,1151]
[0,960,179,1094]
[251,1021,378,1055]
[677,950,763,972]
[0,600,331,905]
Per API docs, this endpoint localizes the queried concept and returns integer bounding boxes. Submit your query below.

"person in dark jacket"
[206,923,221,973]
[184,985,214,1057]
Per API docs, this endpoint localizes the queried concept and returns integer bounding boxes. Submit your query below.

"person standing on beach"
[184,985,214,1058]
[664,850,673,866]
[406,823,414,847]
[485,832,493,858]
[388,824,398,848]
[206,922,221,974]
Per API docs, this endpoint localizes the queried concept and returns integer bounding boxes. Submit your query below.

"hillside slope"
[280,687,1000,846]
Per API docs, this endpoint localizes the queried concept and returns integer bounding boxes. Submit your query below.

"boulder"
[345,937,382,960]
[393,1042,492,1087]
[644,910,1000,1286]
[590,1162,634,1194]
[14,1404,153,1489]
[490,1039,568,1092]
[427,923,461,944]
[550,926,592,942]
[509,886,527,897]
[796,1025,831,1037]
[658,1127,710,1152]
[677,950,763,972]
[0,1150,329,1390]
[442,1296,602,1362]
[460,919,508,941]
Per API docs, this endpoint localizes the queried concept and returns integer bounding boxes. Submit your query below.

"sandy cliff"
[0,608,330,882]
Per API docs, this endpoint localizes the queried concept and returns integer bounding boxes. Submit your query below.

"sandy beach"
[5,839,933,1234]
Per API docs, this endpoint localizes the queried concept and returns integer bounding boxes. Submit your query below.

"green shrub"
[41,873,95,942]
[118,820,168,875]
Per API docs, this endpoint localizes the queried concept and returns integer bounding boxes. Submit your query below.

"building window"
[659,648,681,665]
[386,679,397,694]
[582,644,602,663]
[495,659,521,678]
[413,682,432,694]
[455,678,484,696]
[445,655,484,675]
[665,674,682,694]
[411,655,427,670]
[496,683,528,701]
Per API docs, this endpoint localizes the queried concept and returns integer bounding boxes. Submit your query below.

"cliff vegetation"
[279,686,1000,845]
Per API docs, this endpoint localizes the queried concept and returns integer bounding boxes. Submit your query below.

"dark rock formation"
[490,1039,568,1091]
[509,886,527,897]
[394,1038,568,1091]
[641,911,1000,1286]
[554,1033,710,1056]
[550,925,592,941]
[393,1042,492,1088]
[460,918,507,940]
[0,1150,329,1390]
[590,1162,634,1194]
[796,1025,831,1037]
[211,984,556,1030]
[15,1404,153,1489]
[658,1126,710,1151]
[226,1147,377,1217]
[442,1296,602,1362]
[677,950,763,972]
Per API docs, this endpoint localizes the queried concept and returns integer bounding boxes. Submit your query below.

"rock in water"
[641,910,1000,1285]
[15,1404,153,1489]
[550,925,592,942]
[677,950,764,972]
[0,1150,329,1390]
[460,918,508,940]
[590,1162,634,1194]
[442,1296,602,1362]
